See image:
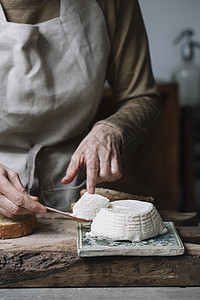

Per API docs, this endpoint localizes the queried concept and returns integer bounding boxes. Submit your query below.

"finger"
[30,195,39,201]
[62,154,82,184]
[98,152,111,181]
[86,156,99,194]
[7,171,39,201]
[0,206,13,218]
[7,170,26,192]
[110,151,122,181]
[0,176,46,214]
[0,194,34,218]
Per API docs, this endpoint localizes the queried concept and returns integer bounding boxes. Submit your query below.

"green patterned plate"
[77,222,185,257]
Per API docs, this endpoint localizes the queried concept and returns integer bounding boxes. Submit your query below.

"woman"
[0,0,163,217]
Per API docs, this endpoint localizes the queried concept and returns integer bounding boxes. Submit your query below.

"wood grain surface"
[0,211,199,287]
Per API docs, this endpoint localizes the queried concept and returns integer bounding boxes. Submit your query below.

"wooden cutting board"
[80,188,154,203]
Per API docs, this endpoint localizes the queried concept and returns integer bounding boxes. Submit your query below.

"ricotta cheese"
[91,200,167,241]
[72,192,110,221]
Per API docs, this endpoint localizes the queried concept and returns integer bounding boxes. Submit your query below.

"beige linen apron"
[0,0,110,211]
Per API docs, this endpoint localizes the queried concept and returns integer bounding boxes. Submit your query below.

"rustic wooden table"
[0,211,199,288]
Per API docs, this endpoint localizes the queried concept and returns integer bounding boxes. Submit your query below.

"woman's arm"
[63,0,163,192]
[96,0,164,159]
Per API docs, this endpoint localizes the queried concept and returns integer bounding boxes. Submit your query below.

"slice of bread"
[0,214,38,239]
[80,188,154,203]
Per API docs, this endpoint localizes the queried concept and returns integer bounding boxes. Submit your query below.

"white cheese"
[91,200,167,241]
[72,192,110,220]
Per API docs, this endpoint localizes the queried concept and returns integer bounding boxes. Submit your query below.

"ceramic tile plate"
[77,222,185,257]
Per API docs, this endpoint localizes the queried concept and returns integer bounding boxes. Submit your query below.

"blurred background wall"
[139,0,200,211]
[139,0,200,81]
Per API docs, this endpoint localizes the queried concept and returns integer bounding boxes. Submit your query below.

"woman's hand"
[62,123,122,193]
[0,163,46,218]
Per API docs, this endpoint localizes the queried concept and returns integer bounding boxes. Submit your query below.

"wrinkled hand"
[62,123,122,193]
[0,163,46,218]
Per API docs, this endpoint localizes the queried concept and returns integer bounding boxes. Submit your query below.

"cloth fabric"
[0,0,110,210]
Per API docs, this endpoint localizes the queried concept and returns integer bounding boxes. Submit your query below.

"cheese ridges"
[72,192,110,221]
[91,200,167,241]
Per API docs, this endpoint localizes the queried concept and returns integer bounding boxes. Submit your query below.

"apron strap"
[27,144,43,194]
[0,4,7,22]
[60,0,96,17]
